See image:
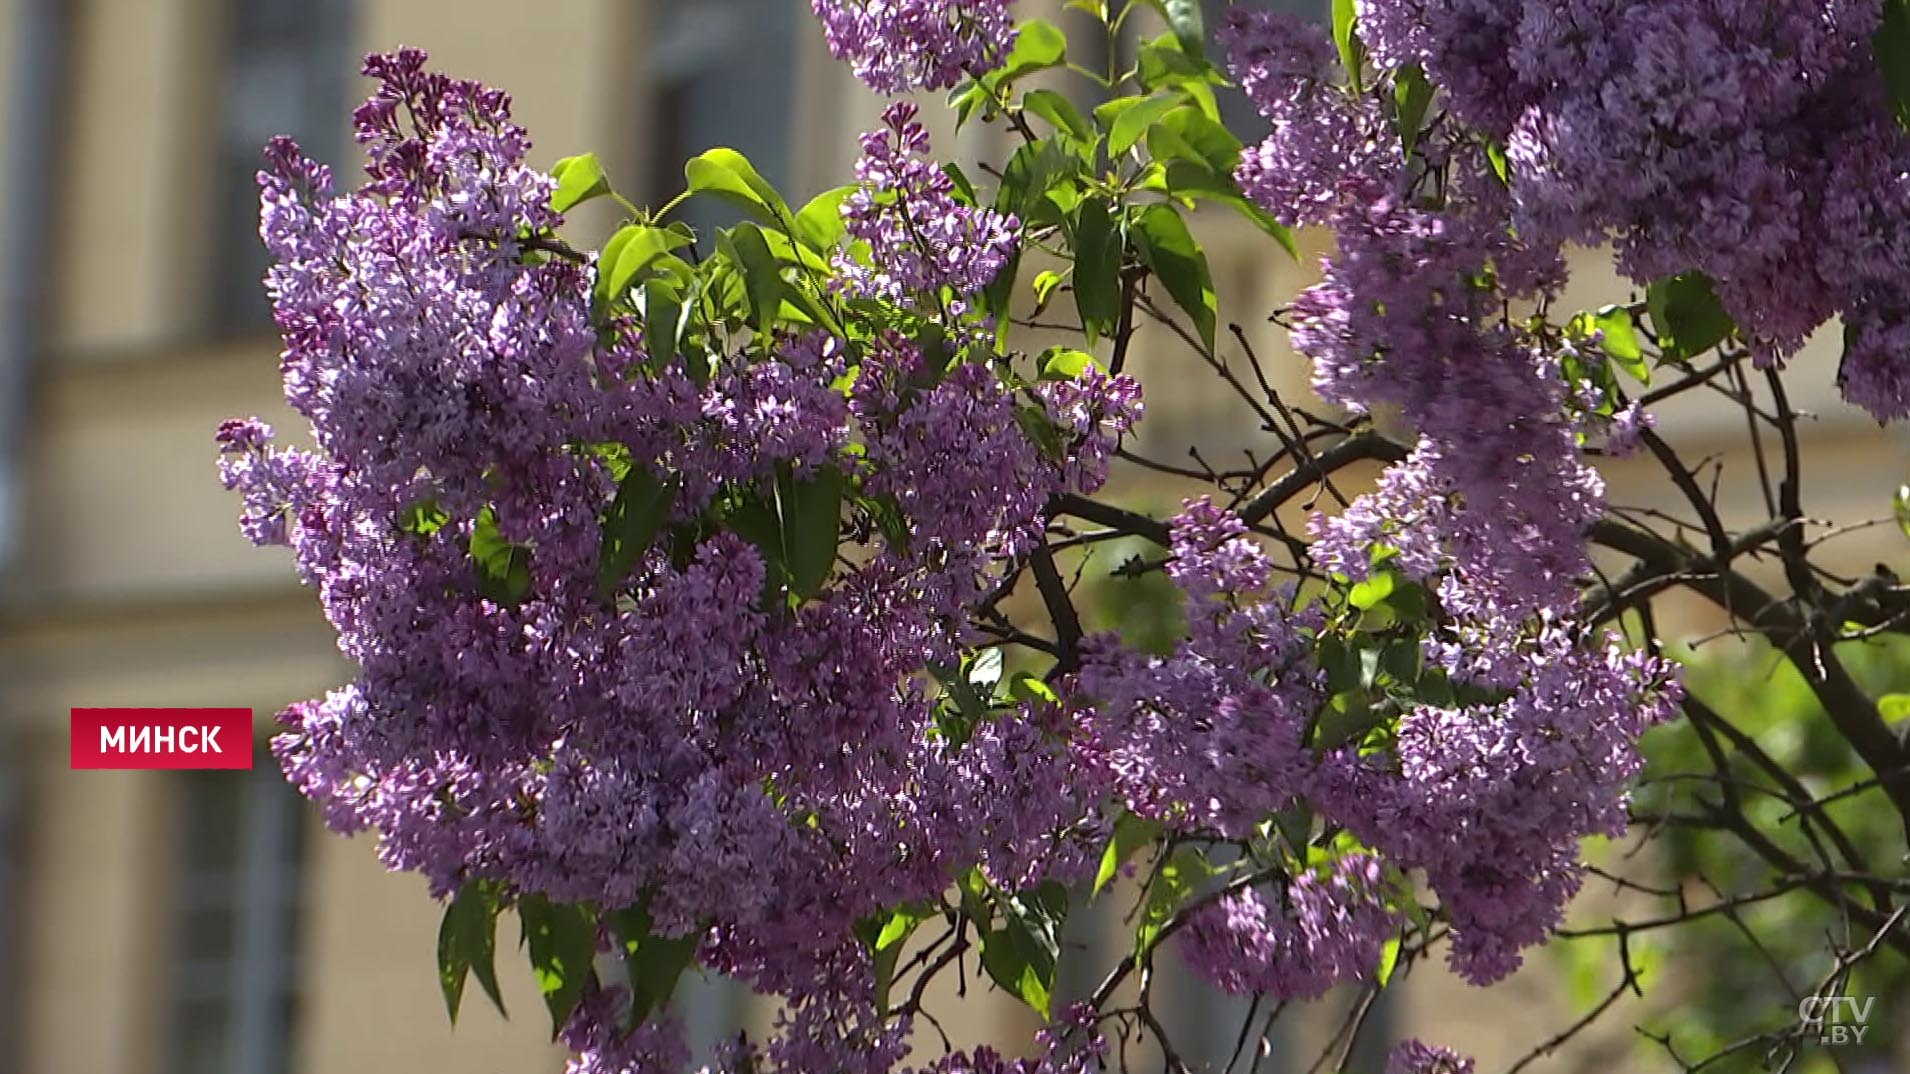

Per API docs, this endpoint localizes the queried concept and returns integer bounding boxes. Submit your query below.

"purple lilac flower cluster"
[225,50,1139,1074]
[1178,855,1399,1000]
[839,102,1021,326]
[1357,0,1910,420]
[811,0,1017,94]
[1076,502,1679,986]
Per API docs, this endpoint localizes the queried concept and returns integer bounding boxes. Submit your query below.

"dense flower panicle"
[811,0,1016,94]
[839,103,1021,324]
[1077,501,1324,835]
[1355,0,1910,416]
[1223,10,1399,226]
[1178,855,1399,1000]
[228,50,1142,1074]
[1316,629,1682,981]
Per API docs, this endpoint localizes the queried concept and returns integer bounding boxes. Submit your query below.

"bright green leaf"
[1022,89,1095,142]
[1104,92,1186,158]
[794,185,855,251]
[684,147,792,225]
[550,152,611,214]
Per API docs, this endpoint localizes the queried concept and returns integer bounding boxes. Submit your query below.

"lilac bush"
[219,3,1910,1071]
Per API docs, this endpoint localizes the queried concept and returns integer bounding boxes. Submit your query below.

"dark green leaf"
[1132,203,1216,351]
[722,222,789,336]
[980,884,1066,1017]
[518,895,598,1038]
[399,498,450,539]
[597,465,679,599]
[550,152,611,214]
[471,506,533,606]
[609,901,701,1030]
[780,466,844,600]
[1072,197,1121,341]
[438,881,506,1022]
[1647,271,1735,361]
[1875,0,1910,130]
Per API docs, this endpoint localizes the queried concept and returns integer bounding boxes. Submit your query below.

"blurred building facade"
[1,2,1906,1074]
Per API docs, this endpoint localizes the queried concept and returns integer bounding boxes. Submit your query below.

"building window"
[167,769,307,1074]
[208,0,352,334]
[646,0,799,242]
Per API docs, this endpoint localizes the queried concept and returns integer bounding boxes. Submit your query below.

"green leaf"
[1042,348,1103,381]
[1591,306,1649,382]
[1376,932,1403,987]
[1095,811,1163,897]
[1393,66,1434,158]
[997,18,1068,82]
[398,498,450,539]
[1031,269,1067,313]
[471,506,533,606]
[780,466,844,600]
[438,881,506,1022]
[1880,693,1910,722]
[1348,570,1398,611]
[859,902,934,1015]
[550,152,611,214]
[1006,671,1058,705]
[518,895,598,1038]
[1102,92,1186,158]
[1135,845,1213,958]
[1875,0,1910,130]
[1332,0,1365,91]
[599,224,695,307]
[1132,203,1216,351]
[1147,106,1241,174]
[1485,139,1510,185]
[1894,485,1910,541]
[722,222,789,336]
[794,185,855,252]
[684,147,792,225]
[979,883,1066,1017]
[643,275,690,372]
[1647,271,1735,361]
[997,139,1073,220]
[1158,0,1207,59]
[1072,197,1121,341]
[597,465,679,599]
[1022,89,1095,142]
[609,902,701,1030]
